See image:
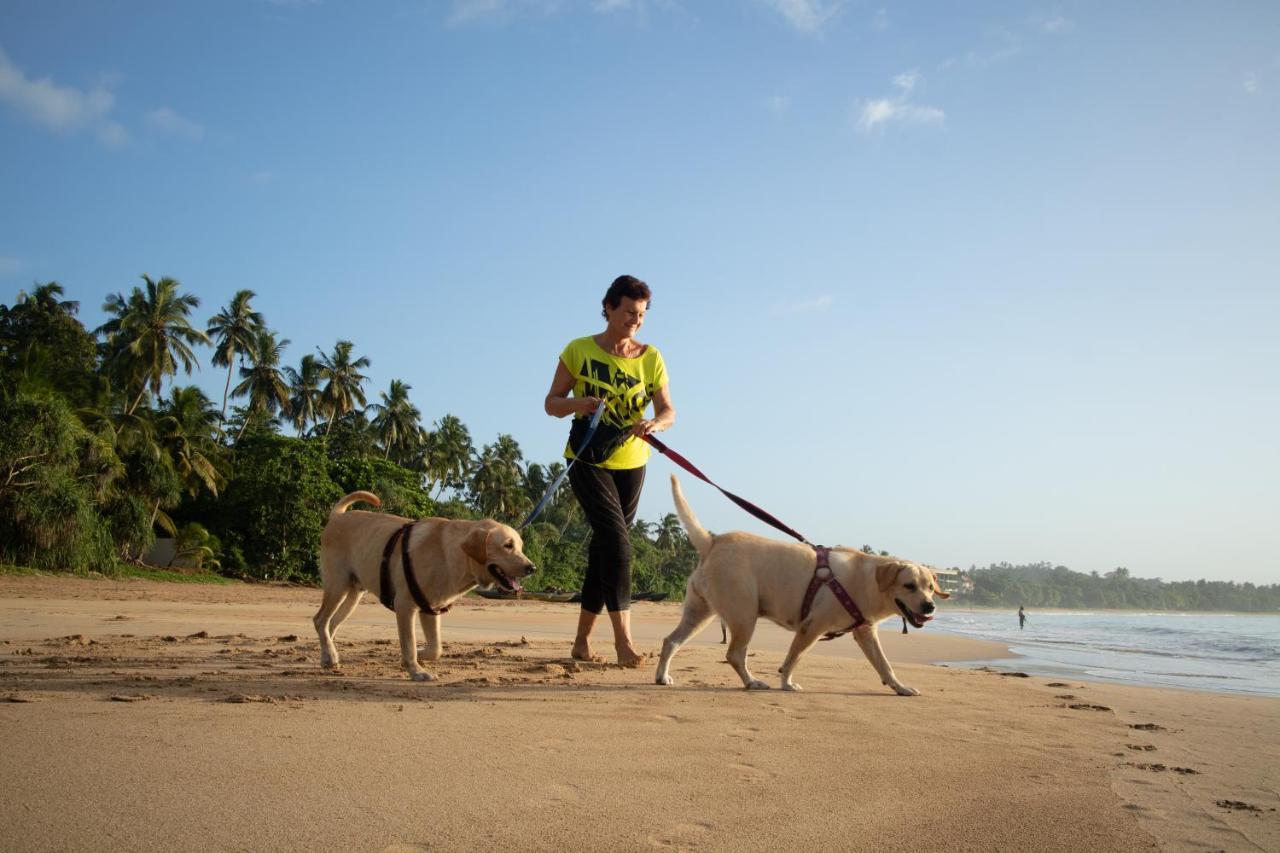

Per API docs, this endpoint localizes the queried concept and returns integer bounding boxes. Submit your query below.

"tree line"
[0,279,699,594]
[959,562,1280,613]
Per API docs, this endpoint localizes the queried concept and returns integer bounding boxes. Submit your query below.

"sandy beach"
[1,575,1276,852]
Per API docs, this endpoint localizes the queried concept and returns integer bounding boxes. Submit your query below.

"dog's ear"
[461,527,490,564]
[876,562,904,592]
[930,570,952,599]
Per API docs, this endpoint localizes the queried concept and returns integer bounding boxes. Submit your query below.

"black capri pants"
[568,463,645,613]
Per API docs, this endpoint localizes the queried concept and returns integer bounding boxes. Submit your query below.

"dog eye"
[504,542,514,550]
[904,582,918,592]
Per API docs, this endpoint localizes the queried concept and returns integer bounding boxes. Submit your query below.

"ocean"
[932,608,1280,697]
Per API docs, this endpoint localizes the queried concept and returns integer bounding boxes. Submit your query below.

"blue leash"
[519,404,604,529]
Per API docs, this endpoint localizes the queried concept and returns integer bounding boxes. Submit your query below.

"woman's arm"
[631,384,675,437]
[544,360,600,419]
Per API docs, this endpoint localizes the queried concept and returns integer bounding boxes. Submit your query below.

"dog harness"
[377,522,450,616]
[800,546,868,640]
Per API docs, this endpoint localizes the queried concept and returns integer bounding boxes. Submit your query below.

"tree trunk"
[127,385,148,416]
[217,363,233,438]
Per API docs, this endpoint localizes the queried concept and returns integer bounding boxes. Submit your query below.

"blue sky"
[2,1,1277,584]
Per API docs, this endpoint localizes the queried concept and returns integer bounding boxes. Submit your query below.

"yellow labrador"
[314,491,536,681]
[655,476,949,695]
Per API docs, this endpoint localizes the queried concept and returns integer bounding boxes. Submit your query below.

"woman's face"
[606,296,648,337]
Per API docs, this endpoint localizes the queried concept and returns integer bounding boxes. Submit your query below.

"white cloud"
[146,107,204,140]
[759,0,843,36]
[774,295,834,315]
[251,170,275,184]
[0,47,118,136]
[593,0,632,11]
[1243,72,1260,94]
[448,0,566,25]
[858,71,944,132]
[1039,14,1074,34]
[97,121,130,149]
[766,93,790,115]
[870,7,889,32]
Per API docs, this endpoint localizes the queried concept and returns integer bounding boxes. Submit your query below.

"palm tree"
[231,329,292,441]
[655,513,684,555]
[284,354,323,435]
[316,340,371,435]
[206,290,264,436]
[469,435,530,521]
[157,386,225,497]
[367,379,424,462]
[96,275,210,415]
[16,281,79,314]
[424,414,474,499]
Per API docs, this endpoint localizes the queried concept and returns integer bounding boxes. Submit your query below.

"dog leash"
[519,404,605,530]
[640,434,813,546]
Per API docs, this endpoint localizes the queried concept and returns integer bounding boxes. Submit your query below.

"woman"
[544,275,676,667]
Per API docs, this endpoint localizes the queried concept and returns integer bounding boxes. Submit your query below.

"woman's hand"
[578,397,603,416]
[631,418,659,437]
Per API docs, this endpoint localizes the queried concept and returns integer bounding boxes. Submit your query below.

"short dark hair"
[601,275,651,319]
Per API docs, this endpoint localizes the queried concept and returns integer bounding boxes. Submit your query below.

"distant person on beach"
[544,275,675,667]
[1019,606,1027,630]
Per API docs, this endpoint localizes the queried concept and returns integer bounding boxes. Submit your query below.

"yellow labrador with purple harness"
[314,491,537,681]
[655,475,949,695]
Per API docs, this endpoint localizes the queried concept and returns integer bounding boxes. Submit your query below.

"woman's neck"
[595,329,639,356]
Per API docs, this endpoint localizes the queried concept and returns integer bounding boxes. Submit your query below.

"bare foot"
[615,644,646,668]
[571,640,605,663]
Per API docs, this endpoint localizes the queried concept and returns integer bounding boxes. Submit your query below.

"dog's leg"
[852,624,918,696]
[396,604,434,682]
[777,625,823,691]
[328,589,364,641]
[418,611,442,662]
[724,617,769,690]
[655,587,715,686]
[313,584,350,669]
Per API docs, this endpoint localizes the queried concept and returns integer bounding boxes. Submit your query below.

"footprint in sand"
[648,820,716,851]
[1068,703,1112,712]
[1126,744,1157,751]
[729,762,776,783]
[1129,722,1167,732]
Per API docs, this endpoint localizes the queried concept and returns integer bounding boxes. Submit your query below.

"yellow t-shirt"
[560,336,669,470]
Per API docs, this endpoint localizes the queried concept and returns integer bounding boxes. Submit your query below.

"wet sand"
[1,575,1276,852]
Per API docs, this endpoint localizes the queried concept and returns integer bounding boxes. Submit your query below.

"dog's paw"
[782,682,803,692]
[656,674,674,686]
[320,659,340,670]
[892,684,920,696]
[409,671,436,683]
[746,680,771,690]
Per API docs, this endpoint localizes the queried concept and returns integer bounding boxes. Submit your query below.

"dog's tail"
[331,491,381,517]
[670,475,712,557]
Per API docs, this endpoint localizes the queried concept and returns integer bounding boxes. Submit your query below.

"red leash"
[642,433,812,546]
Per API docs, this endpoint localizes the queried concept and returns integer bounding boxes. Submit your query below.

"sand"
[0,575,1276,852]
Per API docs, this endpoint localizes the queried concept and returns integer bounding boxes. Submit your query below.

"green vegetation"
[1,280,698,595]
[958,562,1280,613]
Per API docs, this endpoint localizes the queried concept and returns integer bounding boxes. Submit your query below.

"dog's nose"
[524,563,537,576]
[921,600,936,615]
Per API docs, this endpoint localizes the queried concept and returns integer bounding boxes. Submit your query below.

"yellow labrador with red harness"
[314,491,537,681]
[655,475,949,695]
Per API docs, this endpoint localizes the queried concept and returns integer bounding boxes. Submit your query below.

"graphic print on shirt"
[576,357,657,429]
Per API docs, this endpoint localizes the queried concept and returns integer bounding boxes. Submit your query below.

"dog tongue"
[509,577,523,594]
